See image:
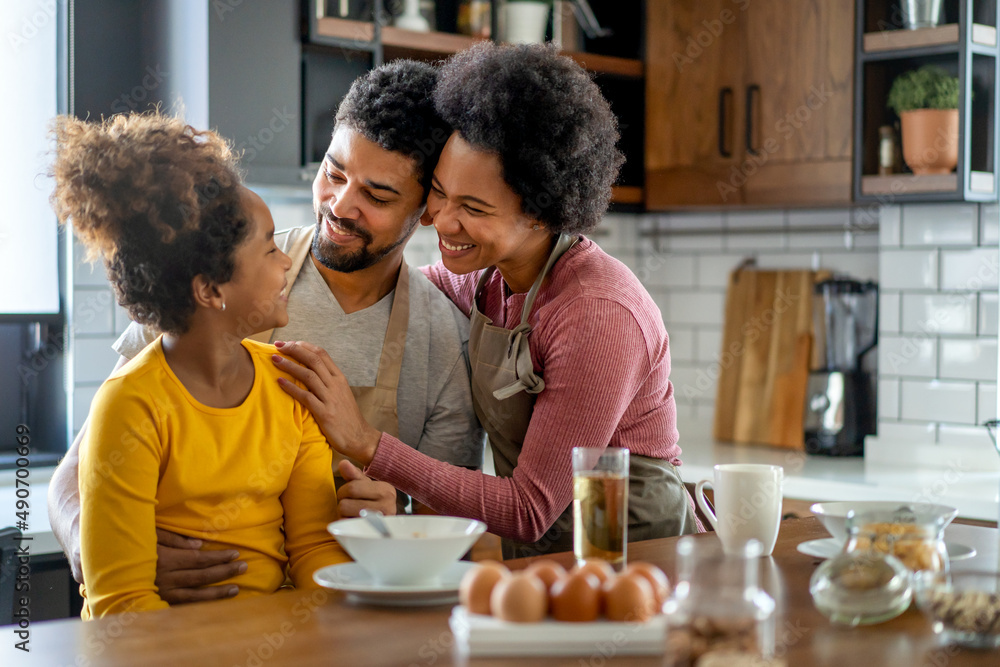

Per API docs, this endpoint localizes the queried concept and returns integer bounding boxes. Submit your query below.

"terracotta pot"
[899,108,959,175]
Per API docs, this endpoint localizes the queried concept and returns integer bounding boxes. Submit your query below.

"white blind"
[0,1,60,315]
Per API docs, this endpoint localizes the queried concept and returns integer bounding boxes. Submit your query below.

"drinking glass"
[572,447,628,570]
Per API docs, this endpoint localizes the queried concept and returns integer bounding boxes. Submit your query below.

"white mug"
[695,464,784,556]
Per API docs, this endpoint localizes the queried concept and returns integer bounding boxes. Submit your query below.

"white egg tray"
[449,606,669,657]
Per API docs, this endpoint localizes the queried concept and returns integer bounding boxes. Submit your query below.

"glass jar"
[810,549,912,625]
[664,538,776,664]
[842,506,950,574]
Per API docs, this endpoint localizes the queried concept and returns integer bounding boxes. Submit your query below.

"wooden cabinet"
[646,0,855,209]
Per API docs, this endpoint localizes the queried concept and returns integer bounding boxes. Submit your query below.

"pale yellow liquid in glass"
[573,471,628,569]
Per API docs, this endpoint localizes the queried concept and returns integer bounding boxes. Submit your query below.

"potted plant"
[502,0,552,44]
[886,65,960,175]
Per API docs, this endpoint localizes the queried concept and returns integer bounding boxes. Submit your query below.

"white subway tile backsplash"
[880,250,938,289]
[980,203,999,246]
[727,211,785,229]
[939,248,1000,290]
[817,251,879,282]
[900,379,977,424]
[696,254,749,289]
[936,425,1000,471]
[787,232,850,250]
[902,203,978,246]
[669,364,717,402]
[978,383,997,423]
[725,232,787,251]
[880,292,901,333]
[878,205,902,247]
[878,378,900,419]
[667,326,695,362]
[668,291,726,326]
[73,288,115,336]
[593,214,638,252]
[73,242,109,287]
[667,212,725,231]
[878,335,937,377]
[938,337,999,382]
[754,252,818,270]
[851,230,881,249]
[72,384,99,431]
[787,208,851,228]
[696,329,723,363]
[853,204,882,233]
[113,304,131,336]
[665,233,724,252]
[643,254,695,288]
[901,293,977,335]
[73,336,121,384]
[875,420,937,445]
[980,293,999,336]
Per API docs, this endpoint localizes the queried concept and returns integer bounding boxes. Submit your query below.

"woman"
[273,43,702,559]
[50,112,350,618]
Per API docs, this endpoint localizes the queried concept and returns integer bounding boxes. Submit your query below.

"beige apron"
[250,230,408,509]
[469,233,700,560]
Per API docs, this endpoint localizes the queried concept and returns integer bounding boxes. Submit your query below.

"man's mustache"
[316,205,373,244]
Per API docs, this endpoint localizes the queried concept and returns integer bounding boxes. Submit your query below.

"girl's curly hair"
[50,112,249,335]
[433,42,624,235]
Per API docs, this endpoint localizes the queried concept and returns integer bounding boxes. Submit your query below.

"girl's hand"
[271,340,382,466]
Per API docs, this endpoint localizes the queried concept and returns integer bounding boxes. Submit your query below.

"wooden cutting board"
[713,268,827,449]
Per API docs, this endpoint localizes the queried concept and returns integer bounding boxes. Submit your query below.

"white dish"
[797,537,976,561]
[449,606,668,657]
[313,561,475,606]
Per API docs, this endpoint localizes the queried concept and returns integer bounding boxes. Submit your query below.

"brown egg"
[625,562,671,609]
[459,561,510,615]
[550,570,602,622]
[523,560,567,590]
[604,572,655,622]
[572,558,616,586]
[490,572,548,623]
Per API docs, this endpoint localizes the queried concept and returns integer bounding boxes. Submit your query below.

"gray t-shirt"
[112,225,483,469]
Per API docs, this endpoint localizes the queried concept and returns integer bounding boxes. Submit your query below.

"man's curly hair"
[50,112,249,335]
[335,59,450,194]
[434,42,624,235]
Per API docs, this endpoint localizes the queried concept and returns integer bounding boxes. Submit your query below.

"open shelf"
[863,23,997,53]
[313,17,643,77]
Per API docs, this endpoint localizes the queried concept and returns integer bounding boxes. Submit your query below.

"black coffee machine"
[803,279,878,456]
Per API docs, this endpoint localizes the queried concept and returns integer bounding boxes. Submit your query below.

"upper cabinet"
[645,0,855,209]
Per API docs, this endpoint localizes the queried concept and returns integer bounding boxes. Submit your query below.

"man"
[47,60,481,604]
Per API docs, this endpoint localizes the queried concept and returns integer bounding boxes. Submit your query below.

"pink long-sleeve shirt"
[366,237,685,543]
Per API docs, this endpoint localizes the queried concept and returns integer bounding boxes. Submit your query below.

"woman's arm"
[280,408,352,589]
[272,299,654,543]
[79,380,168,616]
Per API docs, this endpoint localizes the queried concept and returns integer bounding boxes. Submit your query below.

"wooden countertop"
[6,517,998,666]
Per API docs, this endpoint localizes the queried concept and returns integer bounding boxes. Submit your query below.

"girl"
[50,112,349,618]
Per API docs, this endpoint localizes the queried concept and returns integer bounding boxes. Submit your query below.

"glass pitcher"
[664,537,776,664]
[842,506,950,574]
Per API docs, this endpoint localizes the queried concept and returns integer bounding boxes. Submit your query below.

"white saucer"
[313,561,475,607]
[796,537,976,561]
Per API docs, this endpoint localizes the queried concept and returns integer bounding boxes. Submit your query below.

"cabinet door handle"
[718,87,733,158]
[745,84,760,156]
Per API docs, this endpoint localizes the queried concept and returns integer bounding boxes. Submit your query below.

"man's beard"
[311,207,417,273]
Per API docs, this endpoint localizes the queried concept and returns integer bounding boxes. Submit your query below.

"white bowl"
[810,501,958,543]
[328,515,486,586]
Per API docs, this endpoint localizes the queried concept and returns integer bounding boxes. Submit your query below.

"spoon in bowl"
[359,509,393,538]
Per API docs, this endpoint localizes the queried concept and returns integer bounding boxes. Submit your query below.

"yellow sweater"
[79,337,350,618]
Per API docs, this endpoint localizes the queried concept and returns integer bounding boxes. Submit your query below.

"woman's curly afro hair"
[434,42,624,235]
[50,112,249,335]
